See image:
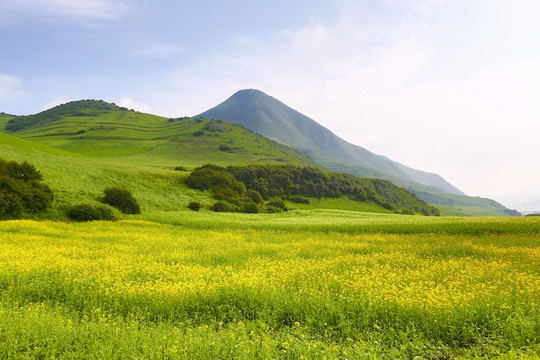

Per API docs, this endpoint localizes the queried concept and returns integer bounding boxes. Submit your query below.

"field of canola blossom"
[0,215,539,359]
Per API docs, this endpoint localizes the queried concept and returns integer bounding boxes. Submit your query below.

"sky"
[0,0,539,210]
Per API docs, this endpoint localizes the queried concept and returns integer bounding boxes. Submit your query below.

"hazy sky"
[1,0,539,207]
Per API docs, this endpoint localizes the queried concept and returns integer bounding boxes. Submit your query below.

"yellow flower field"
[0,217,538,359]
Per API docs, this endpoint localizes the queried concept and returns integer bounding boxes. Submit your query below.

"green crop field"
[0,216,538,359]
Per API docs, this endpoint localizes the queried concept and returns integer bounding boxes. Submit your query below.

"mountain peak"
[233,89,269,97]
[197,89,466,196]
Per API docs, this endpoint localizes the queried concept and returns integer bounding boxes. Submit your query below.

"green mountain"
[196,89,518,216]
[4,100,320,169]
[0,100,442,217]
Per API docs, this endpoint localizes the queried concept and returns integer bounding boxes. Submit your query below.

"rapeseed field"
[0,217,538,359]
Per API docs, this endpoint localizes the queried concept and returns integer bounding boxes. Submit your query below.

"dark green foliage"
[0,188,24,219]
[6,100,123,132]
[241,201,260,213]
[218,144,232,152]
[102,187,141,214]
[187,201,202,211]
[289,196,310,204]
[246,189,263,204]
[174,166,187,171]
[203,120,231,133]
[211,201,230,212]
[167,116,190,123]
[266,198,287,211]
[185,164,439,216]
[67,203,116,222]
[192,130,205,137]
[0,158,53,219]
[184,165,243,192]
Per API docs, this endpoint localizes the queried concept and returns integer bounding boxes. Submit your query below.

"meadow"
[0,214,538,359]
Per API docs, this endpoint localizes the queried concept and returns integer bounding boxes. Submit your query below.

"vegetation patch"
[0,158,53,219]
[102,187,141,214]
[67,203,117,222]
[185,164,439,216]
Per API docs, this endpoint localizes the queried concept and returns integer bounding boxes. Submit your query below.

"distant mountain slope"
[3,100,320,169]
[197,89,463,195]
[197,89,518,216]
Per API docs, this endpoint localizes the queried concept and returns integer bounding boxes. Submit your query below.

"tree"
[0,158,53,219]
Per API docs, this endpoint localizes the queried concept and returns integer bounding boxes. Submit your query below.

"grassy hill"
[1,103,409,218]
[5,100,320,169]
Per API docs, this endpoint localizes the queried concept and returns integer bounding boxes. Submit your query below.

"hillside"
[0,130,422,218]
[4,100,320,169]
[196,89,518,216]
[1,101,415,218]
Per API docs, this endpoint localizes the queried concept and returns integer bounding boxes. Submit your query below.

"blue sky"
[1,0,539,209]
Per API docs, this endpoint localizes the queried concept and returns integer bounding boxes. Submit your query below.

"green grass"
[8,110,319,169]
[2,128,405,219]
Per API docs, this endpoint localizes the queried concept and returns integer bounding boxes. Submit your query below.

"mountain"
[3,100,319,169]
[196,89,517,216]
[1,101,434,217]
[197,89,463,195]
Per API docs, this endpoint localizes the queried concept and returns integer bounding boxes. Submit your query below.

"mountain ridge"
[196,89,520,216]
[197,89,463,195]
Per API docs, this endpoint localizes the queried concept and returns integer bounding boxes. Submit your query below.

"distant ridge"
[197,89,464,195]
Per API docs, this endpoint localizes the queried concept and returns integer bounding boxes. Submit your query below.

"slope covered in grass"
[5,100,319,169]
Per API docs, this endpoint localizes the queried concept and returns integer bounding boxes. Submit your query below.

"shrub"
[212,187,239,201]
[67,203,116,222]
[211,201,230,212]
[218,144,232,152]
[246,189,263,204]
[241,201,259,214]
[174,166,187,171]
[0,159,53,219]
[188,201,202,211]
[193,130,205,136]
[102,187,141,214]
[266,198,287,211]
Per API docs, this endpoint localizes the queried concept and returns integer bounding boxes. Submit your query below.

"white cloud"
[0,0,127,19]
[0,74,23,102]
[117,97,152,113]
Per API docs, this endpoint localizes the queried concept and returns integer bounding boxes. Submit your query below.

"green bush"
[187,201,202,211]
[102,187,141,214]
[174,166,187,171]
[241,201,259,214]
[246,189,264,204]
[67,203,117,222]
[211,201,230,212]
[0,159,53,220]
[266,198,287,211]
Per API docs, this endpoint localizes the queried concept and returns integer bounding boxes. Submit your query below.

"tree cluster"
[184,164,287,213]
[0,158,54,219]
[185,164,439,216]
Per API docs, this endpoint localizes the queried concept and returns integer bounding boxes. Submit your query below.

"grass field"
[0,215,538,359]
